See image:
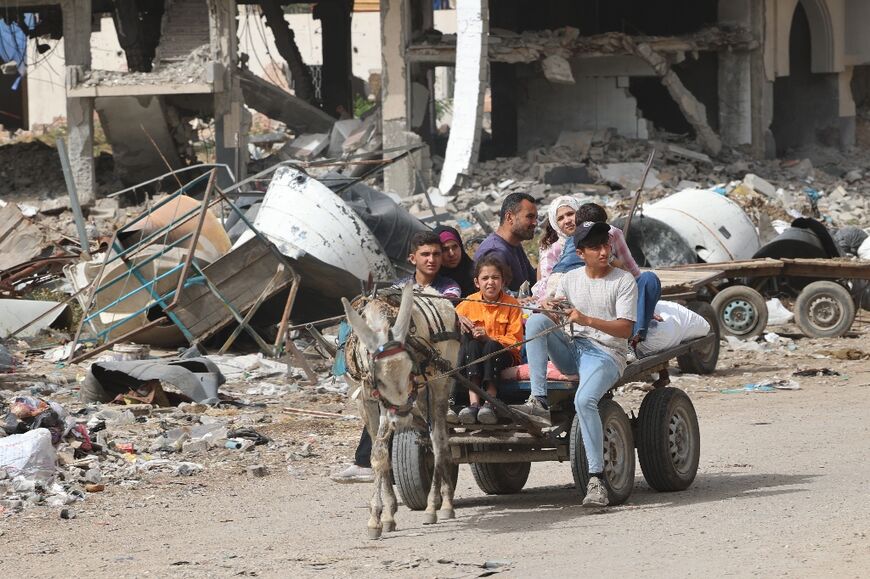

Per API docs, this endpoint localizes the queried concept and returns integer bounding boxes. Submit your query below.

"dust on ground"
[0,320,868,578]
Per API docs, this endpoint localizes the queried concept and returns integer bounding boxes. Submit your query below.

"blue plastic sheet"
[0,14,34,90]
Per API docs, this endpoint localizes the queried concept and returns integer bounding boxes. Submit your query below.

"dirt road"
[1,331,868,578]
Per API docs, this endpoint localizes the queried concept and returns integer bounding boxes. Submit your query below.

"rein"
[369,340,419,417]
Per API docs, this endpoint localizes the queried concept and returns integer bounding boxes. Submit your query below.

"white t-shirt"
[556,266,638,371]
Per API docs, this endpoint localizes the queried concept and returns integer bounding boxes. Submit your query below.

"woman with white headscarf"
[531,195,580,300]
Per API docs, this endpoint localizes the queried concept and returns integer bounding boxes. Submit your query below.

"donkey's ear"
[342,298,380,351]
[391,282,415,343]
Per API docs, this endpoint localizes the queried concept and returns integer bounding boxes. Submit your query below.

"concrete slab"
[96,95,182,187]
[238,69,335,134]
[598,162,661,191]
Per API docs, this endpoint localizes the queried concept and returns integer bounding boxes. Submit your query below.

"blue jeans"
[573,338,622,474]
[634,272,662,338]
[525,314,622,473]
[525,313,578,398]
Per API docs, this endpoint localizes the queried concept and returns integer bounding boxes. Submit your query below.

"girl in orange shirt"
[454,254,524,425]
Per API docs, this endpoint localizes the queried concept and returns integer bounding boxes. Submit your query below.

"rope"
[298,291,570,331]
[411,316,573,386]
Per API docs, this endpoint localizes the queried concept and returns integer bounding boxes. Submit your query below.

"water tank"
[641,189,760,263]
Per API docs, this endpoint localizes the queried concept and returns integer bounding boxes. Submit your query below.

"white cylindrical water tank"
[238,166,395,282]
[642,189,760,263]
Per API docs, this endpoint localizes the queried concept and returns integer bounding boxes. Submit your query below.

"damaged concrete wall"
[516,68,649,152]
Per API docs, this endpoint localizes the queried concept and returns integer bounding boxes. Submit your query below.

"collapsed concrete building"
[0,0,352,203]
[1,1,870,202]
[381,0,870,195]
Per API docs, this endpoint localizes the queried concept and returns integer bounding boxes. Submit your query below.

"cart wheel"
[677,301,720,375]
[469,446,531,495]
[710,285,768,339]
[570,399,635,506]
[392,428,458,511]
[637,387,700,492]
[794,281,856,338]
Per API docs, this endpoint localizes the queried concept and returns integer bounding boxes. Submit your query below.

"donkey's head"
[342,283,417,416]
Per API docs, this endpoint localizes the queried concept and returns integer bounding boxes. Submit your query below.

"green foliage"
[353,94,375,118]
[435,98,453,120]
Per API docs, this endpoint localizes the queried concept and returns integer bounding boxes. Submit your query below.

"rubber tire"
[570,399,636,506]
[794,281,856,338]
[677,301,720,375]
[392,428,458,511]
[637,387,700,492]
[710,285,768,339]
[469,447,531,495]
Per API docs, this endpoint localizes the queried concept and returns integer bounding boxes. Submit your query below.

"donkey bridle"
[369,339,421,417]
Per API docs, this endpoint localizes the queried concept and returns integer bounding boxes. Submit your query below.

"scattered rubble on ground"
[0,340,356,515]
[0,72,868,522]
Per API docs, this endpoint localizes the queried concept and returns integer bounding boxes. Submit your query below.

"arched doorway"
[770,1,840,154]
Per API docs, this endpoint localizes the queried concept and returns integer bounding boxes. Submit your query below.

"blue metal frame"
[82,171,214,345]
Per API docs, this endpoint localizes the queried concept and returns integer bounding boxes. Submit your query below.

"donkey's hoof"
[382,520,397,533]
[438,508,455,520]
[367,526,383,540]
[422,512,438,525]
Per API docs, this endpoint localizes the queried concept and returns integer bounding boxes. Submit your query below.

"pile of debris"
[0,343,351,515]
[408,130,870,259]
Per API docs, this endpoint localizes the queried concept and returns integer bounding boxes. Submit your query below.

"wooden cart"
[656,258,870,339]
[392,300,720,508]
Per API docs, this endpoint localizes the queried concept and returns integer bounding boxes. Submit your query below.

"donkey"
[341,283,460,539]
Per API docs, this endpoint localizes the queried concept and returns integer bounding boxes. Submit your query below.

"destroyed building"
[0,0,357,202]
[0,1,869,201]
[383,0,870,196]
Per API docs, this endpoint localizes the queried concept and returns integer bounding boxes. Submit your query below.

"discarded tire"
[570,399,635,506]
[392,428,458,511]
[637,387,700,492]
[794,281,856,338]
[469,446,531,495]
[677,301,720,375]
[711,285,768,339]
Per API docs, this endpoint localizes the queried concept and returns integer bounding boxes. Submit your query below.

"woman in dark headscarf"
[433,225,476,297]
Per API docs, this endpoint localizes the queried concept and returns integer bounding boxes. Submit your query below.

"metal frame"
[66,169,313,377]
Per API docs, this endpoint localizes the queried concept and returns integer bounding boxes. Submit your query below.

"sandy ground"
[1,326,869,578]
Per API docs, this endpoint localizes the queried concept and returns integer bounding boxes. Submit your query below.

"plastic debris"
[765,298,794,326]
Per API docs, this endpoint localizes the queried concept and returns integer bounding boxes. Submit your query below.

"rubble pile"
[78,45,212,89]
[0,140,118,201]
[0,346,353,515]
[405,131,870,250]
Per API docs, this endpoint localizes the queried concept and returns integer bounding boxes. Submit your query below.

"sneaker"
[477,402,498,425]
[510,396,551,423]
[446,406,460,425]
[330,464,374,484]
[458,405,480,425]
[582,476,609,507]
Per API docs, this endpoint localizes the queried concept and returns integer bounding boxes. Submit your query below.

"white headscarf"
[547,195,581,239]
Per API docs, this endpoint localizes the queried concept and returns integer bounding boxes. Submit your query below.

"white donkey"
[341,283,460,539]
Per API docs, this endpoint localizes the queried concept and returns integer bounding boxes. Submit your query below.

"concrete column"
[210,0,246,188]
[380,0,415,197]
[717,0,752,147]
[315,0,353,117]
[62,0,95,207]
[749,0,771,158]
[838,65,856,148]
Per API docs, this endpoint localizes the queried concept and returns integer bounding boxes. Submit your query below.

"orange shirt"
[455,292,524,362]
